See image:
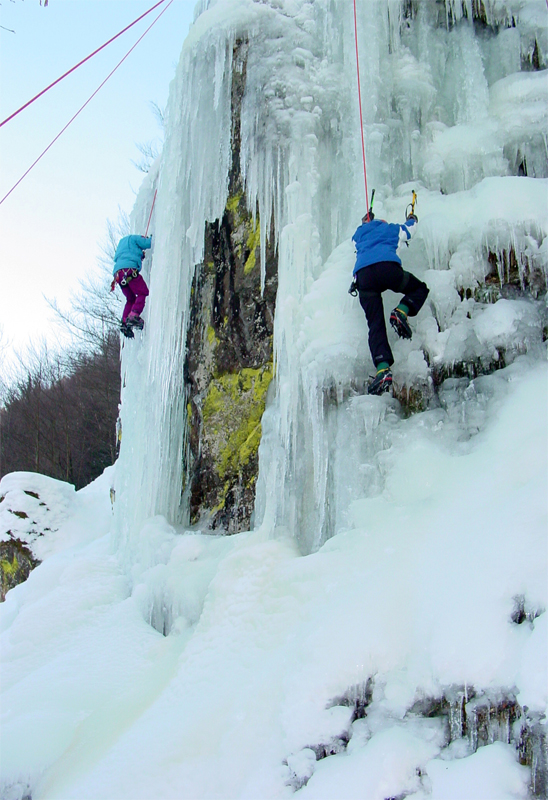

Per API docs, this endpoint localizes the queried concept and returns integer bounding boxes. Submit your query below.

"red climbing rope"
[145,189,158,236]
[0,0,175,207]
[0,0,169,130]
[353,0,370,216]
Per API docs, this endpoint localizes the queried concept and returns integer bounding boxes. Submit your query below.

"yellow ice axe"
[406,190,417,219]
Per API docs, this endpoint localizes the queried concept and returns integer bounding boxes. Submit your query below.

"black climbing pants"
[356,261,429,368]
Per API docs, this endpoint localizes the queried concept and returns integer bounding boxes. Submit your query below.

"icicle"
[114,15,235,564]
[116,0,548,562]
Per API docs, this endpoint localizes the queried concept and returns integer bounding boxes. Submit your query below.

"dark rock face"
[0,539,40,602]
[184,40,278,533]
[483,248,547,301]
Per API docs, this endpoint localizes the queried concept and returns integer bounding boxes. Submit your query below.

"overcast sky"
[0,0,195,369]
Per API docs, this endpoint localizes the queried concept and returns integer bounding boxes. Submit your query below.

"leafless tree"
[133,101,165,173]
[1,333,119,487]
[1,212,127,487]
[1,0,48,32]
[46,209,129,349]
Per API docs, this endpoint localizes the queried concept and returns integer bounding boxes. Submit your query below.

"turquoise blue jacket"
[113,235,151,276]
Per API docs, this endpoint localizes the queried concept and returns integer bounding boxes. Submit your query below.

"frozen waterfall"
[114,0,547,557]
[2,2,544,798]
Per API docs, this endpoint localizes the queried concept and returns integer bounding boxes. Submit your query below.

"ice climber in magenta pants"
[111,234,151,337]
[352,211,429,396]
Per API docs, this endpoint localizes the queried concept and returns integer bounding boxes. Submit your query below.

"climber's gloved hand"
[406,213,418,223]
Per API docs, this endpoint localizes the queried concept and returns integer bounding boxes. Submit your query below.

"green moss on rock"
[184,39,278,532]
[207,325,219,348]
[226,191,243,216]
[244,219,261,275]
[1,554,19,577]
[1,539,40,601]
[203,364,273,481]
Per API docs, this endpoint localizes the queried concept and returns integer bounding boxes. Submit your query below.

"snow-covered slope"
[1,0,547,797]
[1,364,546,798]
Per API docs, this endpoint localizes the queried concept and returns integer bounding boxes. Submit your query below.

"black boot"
[367,368,393,396]
[390,308,412,339]
[120,320,134,339]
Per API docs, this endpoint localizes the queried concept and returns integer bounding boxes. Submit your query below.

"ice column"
[114,21,235,563]
[252,0,397,552]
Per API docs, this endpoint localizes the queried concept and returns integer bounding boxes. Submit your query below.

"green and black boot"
[367,366,393,396]
[390,306,412,339]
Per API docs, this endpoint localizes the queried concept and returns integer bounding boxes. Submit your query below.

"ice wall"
[250,0,548,552]
[113,18,236,557]
[115,0,547,560]
[1,5,547,795]
[114,0,362,560]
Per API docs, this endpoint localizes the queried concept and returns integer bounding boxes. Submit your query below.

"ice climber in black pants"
[351,211,429,395]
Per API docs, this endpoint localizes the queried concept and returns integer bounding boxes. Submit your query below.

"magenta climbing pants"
[116,270,149,322]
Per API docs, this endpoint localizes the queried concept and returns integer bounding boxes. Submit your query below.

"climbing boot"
[127,314,144,330]
[120,320,134,339]
[367,368,393,396]
[390,307,412,339]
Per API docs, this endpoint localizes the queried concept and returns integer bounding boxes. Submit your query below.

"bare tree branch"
[132,101,165,173]
[150,100,165,130]
[45,209,130,349]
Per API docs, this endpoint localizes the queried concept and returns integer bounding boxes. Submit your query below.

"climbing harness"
[353,0,370,215]
[0,0,170,130]
[0,0,175,206]
[110,268,139,292]
[119,269,139,287]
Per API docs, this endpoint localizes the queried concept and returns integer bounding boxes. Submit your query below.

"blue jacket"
[352,218,416,275]
[113,235,151,276]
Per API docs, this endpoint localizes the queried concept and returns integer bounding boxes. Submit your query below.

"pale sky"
[0,0,195,368]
